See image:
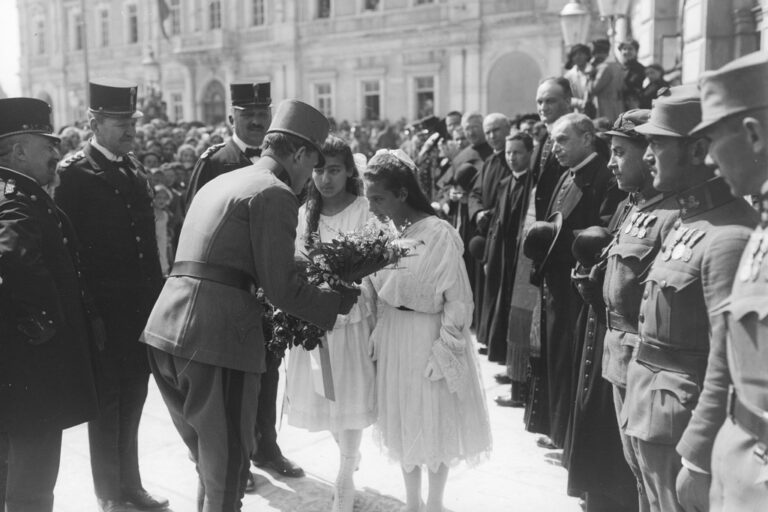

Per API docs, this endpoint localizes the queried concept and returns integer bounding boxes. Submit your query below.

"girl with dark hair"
[285,135,374,512]
[364,150,492,512]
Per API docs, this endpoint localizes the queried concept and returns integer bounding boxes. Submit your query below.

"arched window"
[202,80,226,125]
[209,0,222,29]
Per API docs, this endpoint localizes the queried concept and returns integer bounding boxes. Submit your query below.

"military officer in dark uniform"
[185,82,272,205]
[678,51,768,511]
[0,98,100,512]
[55,80,168,512]
[185,81,305,485]
[623,87,758,512]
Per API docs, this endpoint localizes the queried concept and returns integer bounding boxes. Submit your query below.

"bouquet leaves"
[265,221,416,356]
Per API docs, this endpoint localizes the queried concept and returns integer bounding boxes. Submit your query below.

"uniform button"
[63,237,68,244]
[114,190,119,194]
[47,209,52,214]
[126,204,132,209]
[585,360,592,366]
[583,387,589,392]
[41,310,47,315]
[136,236,141,242]
[639,314,645,322]
[30,195,38,201]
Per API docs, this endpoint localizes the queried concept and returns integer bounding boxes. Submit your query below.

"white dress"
[286,196,377,433]
[368,215,492,472]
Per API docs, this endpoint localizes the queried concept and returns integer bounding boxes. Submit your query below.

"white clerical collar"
[570,152,597,175]
[512,169,528,180]
[91,138,122,162]
[232,133,259,154]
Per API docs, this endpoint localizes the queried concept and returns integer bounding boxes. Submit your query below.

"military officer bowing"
[0,98,100,512]
[623,87,758,512]
[677,51,768,511]
[142,100,359,512]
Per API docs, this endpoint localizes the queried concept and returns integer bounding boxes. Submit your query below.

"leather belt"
[605,309,638,335]
[170,261,257,293]
[728,386,768,464]
[635,340,707,375]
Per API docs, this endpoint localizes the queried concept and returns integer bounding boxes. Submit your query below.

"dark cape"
[477,170,530,363]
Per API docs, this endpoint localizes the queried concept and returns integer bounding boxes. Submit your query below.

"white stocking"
[332,429,362,512]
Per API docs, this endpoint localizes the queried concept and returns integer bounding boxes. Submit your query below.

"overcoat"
[0,167,99,433]
[55,142,164,377]
[141,159,342,373]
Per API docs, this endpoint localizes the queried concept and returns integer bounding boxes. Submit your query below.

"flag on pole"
[158,0,171,40]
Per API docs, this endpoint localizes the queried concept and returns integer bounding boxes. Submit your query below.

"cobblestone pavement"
[54,339,582,512]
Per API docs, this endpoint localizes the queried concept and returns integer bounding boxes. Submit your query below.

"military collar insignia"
[59,150,86,169]
[738,227,768,282]
[676,177,734,219]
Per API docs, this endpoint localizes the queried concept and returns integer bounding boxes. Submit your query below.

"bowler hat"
[690,51,768,135]
[571,226,612,267]
[523,212,563,270]
[0,98,60,142]
[591,39,610,54]
[89,78,142,118]
[416,115,442,135]
[452,162,478,191]
[230,82,271,109]
[604,109,651,140]
[267,100,330,167]
[634,85,701,138]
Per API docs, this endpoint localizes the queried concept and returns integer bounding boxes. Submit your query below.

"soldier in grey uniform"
[623,87,758,512]
[599,108,681,512]
[678,51,768,511]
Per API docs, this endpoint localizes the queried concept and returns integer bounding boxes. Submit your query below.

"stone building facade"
[16,0,768,128]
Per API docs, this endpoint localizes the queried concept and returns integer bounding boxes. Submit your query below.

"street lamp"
[560,0,591,46]
[595,0,631,42]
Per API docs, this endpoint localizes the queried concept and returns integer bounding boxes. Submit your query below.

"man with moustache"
[622,87,757,512]
[185,82,304,485]
[0,98,100,512]
[529,112,624,450]
[142,100,358,512]
[675,52,768,511]
[55,80,168,512]
[186,82,272,204]
[569,109,679,512]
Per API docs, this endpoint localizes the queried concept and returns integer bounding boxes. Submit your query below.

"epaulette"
[59,150,85,169]
[200,142,226,160]
[126,152,142,167]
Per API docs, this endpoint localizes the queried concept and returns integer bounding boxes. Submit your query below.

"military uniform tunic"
[679,188,768,510]
[185,139,253,207]
[623,177,757,512]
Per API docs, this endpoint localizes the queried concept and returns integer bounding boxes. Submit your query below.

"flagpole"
[80,0,91,106]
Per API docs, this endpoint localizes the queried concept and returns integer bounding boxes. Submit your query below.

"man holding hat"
[676,51,768,511]
[185,82,272,205]
[623,86,758,512]
[591,108,680,512]
[55,79,168,512]
[0,98,100,511]
[142,99,358,512]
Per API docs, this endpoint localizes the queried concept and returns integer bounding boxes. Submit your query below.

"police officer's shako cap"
[634,85,702,138]
[231,82,271,109]
[690,51,768,136]
[604,109,651,140]
[266,99,330,167]
[0,97,60,142]
[89,78,142,118]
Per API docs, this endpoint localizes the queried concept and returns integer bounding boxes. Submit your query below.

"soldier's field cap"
[0,97,60,142]
[89,78,142,118]
[266,99,330,167]
[635,85,701,138]
[690,51,768,136]
[230,82,271,109]
[604,109,651,140]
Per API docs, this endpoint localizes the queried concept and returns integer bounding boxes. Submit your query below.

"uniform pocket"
[646,371,700,444]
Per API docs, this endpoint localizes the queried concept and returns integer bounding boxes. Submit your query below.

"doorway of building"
[487,51,542,118]
[202,80,226,125]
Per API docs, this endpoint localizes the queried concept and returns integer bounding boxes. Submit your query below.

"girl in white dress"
[286,135,375,512]
[363,151,492,512]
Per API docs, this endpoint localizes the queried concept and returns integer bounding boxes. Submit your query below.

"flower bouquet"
[265,222,414,357]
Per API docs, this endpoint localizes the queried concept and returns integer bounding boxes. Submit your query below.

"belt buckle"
[754,443,768,464]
